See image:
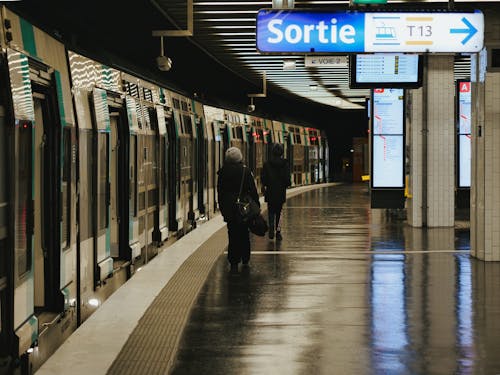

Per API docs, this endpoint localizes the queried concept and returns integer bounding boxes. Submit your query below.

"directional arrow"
[450,17,478,45]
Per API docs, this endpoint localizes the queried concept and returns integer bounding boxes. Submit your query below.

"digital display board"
[372,88,404,188]
[350,54,422,89]
[458,81,471,187]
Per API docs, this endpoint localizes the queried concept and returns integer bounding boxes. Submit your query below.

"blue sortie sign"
[256,10,484,54]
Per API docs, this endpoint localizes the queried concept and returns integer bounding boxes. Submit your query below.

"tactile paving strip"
[107,227,228,375]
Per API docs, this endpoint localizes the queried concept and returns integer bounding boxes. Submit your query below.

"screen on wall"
[458,81,471,188]
[350,54,422,89]
[372,88,404,188]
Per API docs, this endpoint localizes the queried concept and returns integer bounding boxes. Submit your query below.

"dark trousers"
[268,203,283,234]
[227,221,250,265]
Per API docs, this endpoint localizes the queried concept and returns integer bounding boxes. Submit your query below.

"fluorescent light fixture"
[283,59,296,70]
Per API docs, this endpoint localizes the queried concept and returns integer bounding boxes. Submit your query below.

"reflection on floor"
[172,184,500,375]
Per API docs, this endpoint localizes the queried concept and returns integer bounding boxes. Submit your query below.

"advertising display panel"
[372,88,404,188]
[458,81,471,188]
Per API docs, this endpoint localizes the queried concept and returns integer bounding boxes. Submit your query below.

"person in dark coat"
[217,147,260,272]
[261,143,291,240]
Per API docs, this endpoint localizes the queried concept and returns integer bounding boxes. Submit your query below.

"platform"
[38,184,500,375]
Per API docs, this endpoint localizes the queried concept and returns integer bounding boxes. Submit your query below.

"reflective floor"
[171,184,500,375]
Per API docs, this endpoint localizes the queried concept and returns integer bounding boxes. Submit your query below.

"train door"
[247,126,256,173]
[196,117,207,216]
[90,89,113,284]
[32,82,67,322]
[109,113,119,258]
[166,114,178,231]
[108,103,131,261]
[285,131,294,186]
[212,121,224,212]
[152,106,169,244]
[182,113,196,227]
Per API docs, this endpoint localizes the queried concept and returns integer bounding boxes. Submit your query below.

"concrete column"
[470,7,500,261]
[471,71,500,261]
[406,56,455,227]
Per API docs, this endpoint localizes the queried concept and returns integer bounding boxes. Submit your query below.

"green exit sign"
[352,0,387,3]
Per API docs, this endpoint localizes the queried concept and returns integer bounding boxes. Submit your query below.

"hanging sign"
[257,10,484,54]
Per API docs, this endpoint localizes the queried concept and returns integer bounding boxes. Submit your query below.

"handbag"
[235,166,260,223]
[247,213,268,236]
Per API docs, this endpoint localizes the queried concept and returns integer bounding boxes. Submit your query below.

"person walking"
[217,147,260,272]
[261,143,291,241]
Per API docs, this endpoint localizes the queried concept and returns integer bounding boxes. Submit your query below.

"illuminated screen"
[350,54,422,89]
[372,88,404,188]
[458,81,471,188]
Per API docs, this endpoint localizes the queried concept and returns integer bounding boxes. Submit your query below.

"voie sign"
[256,10,484,54]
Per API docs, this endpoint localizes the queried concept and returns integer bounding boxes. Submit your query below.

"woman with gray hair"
[217,147,260,273]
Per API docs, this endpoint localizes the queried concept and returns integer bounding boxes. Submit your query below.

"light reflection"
[455,254,474,374]
[370,252,409,374]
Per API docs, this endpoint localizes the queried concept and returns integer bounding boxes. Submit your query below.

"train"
[0,6,329,374]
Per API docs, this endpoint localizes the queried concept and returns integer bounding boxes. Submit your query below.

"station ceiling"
[151,0,480,110]
[8,0,490,116]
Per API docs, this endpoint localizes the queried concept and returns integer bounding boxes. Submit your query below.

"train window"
[181,100,188,112]
[142,87,153,102]
[17,122,33,277]
[235,126,243,139]
[183,115,193,135]
[61,128,71,249]
[257,129,264,140]
[98,133,109,231]
[125,82,140,99]
[172,98,180,110]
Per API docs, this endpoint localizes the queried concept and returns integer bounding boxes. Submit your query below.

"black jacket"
[261,156,291,206]
[217,162,260,222]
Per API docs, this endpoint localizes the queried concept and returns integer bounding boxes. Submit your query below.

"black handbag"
[235,166,260,223]
[247,213,268,236]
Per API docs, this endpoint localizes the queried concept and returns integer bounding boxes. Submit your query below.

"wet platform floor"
[171,184,500,375]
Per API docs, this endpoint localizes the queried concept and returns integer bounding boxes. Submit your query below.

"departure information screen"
[372,88,404,188]
[350,54,421,88]
[357,54,418,82]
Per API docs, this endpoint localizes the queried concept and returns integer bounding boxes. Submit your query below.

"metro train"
[0,7,329,373]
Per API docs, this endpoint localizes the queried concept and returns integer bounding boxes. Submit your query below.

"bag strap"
[237,165,246,202]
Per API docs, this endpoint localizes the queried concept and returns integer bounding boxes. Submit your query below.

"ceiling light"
[283,59,296,70]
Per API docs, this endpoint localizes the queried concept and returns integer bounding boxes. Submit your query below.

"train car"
[0,8,79,371]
